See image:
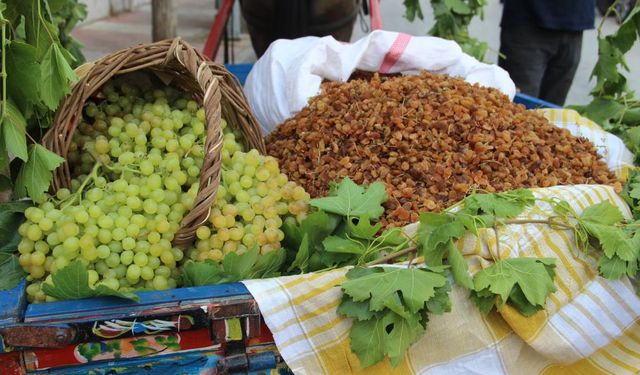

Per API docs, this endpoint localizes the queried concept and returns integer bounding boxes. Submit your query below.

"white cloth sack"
[244,30,516,135]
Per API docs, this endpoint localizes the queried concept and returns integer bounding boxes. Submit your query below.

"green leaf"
[322,236,365,255]
[14,144,65,200]
[283,210,340,250]
[470,288,496,315]
[598,255,629,280]
[580,201,625,225]
[0,201,29,247]
[42,261,139,301]
[288,233,310,273]
[463,189,535,218]
[349,314,386,368]
[403,0,424,21]
[383,311,425,367]
[249,248,286,279]
[222,246,259,281]
[6,41,40,116]
[425,282,452,315]
[579,97,626,126]
[40,43,77,110]
[447,241,473,289]
[610,5,640,53]
[591,38,624,92]
[377,227,407,247]
[310,177,387,219]
[418,212,465,265]
[507,286,542,317]
[347,215,382,240]
[181,260,224,286]
[2,99,29,161]
[472,258,557,314]
[337,294,375,321]
[444,0,471,14]
[341,267,447,314]
[0,255,26,290]
[581,222,636,261]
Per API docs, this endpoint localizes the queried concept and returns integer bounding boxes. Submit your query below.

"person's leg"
[538,31,583,105]
[498,25,550,98]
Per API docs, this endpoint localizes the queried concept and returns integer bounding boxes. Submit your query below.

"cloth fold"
[243,109,639,374]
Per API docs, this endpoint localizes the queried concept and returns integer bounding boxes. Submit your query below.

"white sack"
[244,30,516,135]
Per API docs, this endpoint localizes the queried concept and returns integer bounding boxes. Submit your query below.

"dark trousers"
[498,25,583,106]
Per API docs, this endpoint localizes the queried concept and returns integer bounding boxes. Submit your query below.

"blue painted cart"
[0,65,557,374]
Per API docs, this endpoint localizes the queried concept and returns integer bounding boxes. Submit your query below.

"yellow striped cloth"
[243,109,640,374]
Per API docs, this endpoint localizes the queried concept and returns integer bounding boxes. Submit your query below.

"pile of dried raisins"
[266,71,620,228]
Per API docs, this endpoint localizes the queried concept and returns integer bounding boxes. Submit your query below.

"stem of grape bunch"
[60,162,101,209]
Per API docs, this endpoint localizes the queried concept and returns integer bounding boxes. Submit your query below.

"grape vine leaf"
[447,241,473,289]
[444,0,471,15]
[341,267,448,315]
[580,200,625,225]
[347,215,382,240]
[578,201,636,262]
[310,177,386,219]
[2,99,29,162]
[350,314,387,367]
[598,255,633,280]
[383,310,425,367]
[323,236,365,255]
[181,260,224,287]
[0,228,27,290]
[42,261,139,301]
[182,248,285,286]
[5,41,40,116]
[288,233,310,273]
[0,255,26,291]
[418,212,465,265]
[249,248,286,279]
[0,202,27,290]
[14,144,65,200]
[337,294,375,321]
[425,281,452,314]
[339,267,451,368]
[471,258,557,316]
[0,201,29,246]
[403,0,424,21]
[463,189,535,218]
[40,43,77,110]
[283,210,339,250]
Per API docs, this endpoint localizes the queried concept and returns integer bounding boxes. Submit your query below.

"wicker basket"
[41,38,265,247]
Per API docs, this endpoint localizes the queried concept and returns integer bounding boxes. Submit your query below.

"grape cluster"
[188,128,310,263]
[18,77,309,303]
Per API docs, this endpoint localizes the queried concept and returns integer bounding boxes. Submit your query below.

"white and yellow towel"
[243,109,640,374]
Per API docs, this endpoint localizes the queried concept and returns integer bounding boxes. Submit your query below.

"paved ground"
[72,0,639,105]
[70,0,255,63]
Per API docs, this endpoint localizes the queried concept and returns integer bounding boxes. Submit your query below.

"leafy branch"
[0,0,84,201]
[570,3,640,161]
[403,0,489,61]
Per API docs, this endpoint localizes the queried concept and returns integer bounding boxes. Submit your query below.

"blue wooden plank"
[0,279,27,327]
[514,92,561,109]
[225,63,253,86]
[24,283,250,323]
[29,349,279,375]
[30,349,223,375]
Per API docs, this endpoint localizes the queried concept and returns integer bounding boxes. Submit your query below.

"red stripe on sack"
[379,33,411,73]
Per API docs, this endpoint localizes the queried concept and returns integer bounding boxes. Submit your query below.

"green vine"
[403,0,489,61]
[0,0,85,201]
[570,3,640,160]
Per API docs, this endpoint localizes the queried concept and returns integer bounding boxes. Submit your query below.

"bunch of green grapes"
[188,121,310,263]
[20,79,204,302]
[19,76,311,304]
